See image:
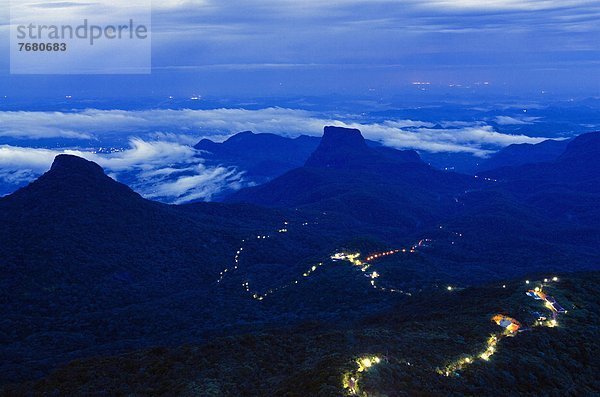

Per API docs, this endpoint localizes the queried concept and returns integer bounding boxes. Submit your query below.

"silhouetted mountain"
[227,126,474,232]
[195,130,388,197]
[478,138,570,172]
[0,155,280,294]
[305,126,370,167]
[195,131,320,189]
[467,131,600,239]
[0,154,291,382]
[4,154,145,211]
[558,130,600,165]
[484,131,600,184]
[193,128,509,179]
[305,126,421,169]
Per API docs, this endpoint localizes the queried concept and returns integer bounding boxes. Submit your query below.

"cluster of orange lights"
[491,314,522,333]
[529,288,547,301]
[365,249,403,262]
[364,238,438,263]
[364,247,419,262]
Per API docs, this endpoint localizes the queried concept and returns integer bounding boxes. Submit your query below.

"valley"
[1,127,599,395]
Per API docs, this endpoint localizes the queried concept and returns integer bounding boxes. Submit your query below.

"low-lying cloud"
[0,107,550,156]
[494,116,541,125]
[0,139,246,203]
[0,107,554,202]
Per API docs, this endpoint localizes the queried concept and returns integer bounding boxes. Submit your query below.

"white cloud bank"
[0,139,246,203]
[0,107,553,202]
[0,108,550,156]
[494,116,542,125]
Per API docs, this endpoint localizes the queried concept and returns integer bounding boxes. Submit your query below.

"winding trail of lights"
[214,221,568,394]
[439,279,566,377]
[343,278,567,396]
[215,221,448,301]
[214,220,329,300]
[331,252,413,296]
[218,223,566,393]
[242,261,326,300]
[438,331,504,377]
[216,221,296,284]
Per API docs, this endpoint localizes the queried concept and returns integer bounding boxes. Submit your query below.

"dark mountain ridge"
[195,129,571,182]
[305,126,421,169]
[482,131,600,183]
[478,138,570,172]
[195,131,321,191]
[227,127,600,277]
[558,130,600,165]
[195,131,321,169]
[0,155,294,382]
[226,126,476,233]
[473,132,600,232]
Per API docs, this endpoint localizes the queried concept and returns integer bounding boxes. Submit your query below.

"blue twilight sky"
[0,0,599,98]
[0,1,599,204]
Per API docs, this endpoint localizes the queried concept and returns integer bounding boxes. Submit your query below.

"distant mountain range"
[195,131,321,188]
[1,127,599,390]
[226,126,600,272]
[227,126,600,226]
[194,130,387,198]
[477,138,570,172]
[196,130,574,188]
[483,130,600,183]
[0,129,581,202]
[226,126,474,233]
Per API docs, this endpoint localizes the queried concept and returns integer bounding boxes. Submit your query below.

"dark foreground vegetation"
[4,272,599,396]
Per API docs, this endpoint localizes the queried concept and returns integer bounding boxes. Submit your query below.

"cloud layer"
[0,107,549,155]
[0,106,554,202]
[0,139,246,203]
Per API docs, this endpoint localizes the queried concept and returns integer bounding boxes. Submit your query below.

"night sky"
[0,0,598,97]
